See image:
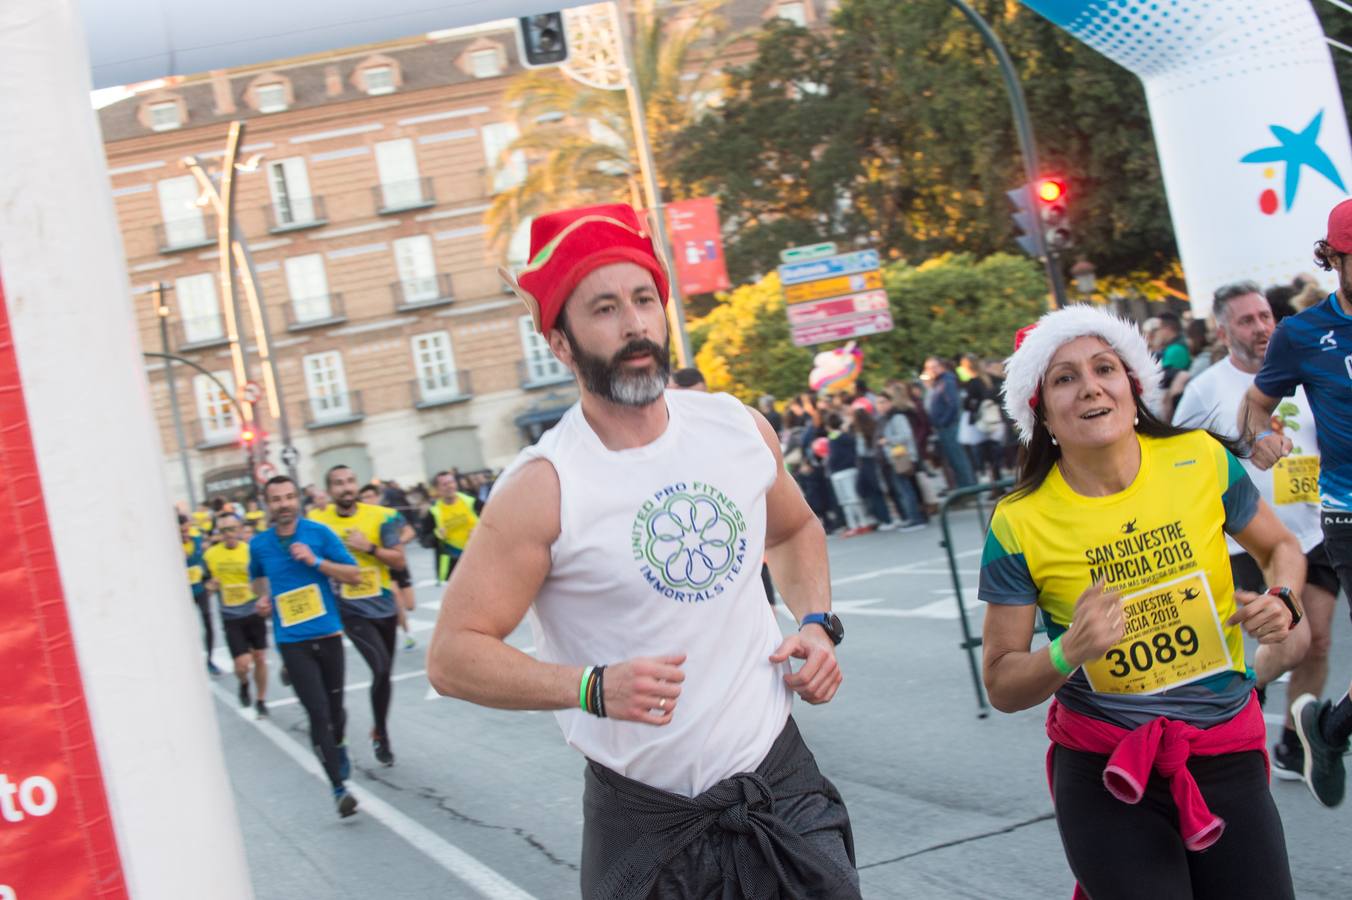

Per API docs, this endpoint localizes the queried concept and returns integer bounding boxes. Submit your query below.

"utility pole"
[153,283,196,507]
[947,0,1067,308]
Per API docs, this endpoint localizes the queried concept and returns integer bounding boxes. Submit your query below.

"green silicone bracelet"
[579,666,594,713]
[1048,637,1075,677]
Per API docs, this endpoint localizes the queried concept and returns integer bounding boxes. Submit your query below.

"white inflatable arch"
[1022,0,1352,315]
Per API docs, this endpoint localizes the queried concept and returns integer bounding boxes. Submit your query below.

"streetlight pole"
[153,283,196,507]
[947,0,1067,308]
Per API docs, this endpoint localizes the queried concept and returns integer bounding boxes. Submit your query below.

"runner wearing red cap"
[1242,197,1352,808]
[429,203,857,898]
[982,304,1301,899]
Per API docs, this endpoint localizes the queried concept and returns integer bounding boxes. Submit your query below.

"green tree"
[485,0,734,251]
[691,251,1047,401]
[674,0,1177,286]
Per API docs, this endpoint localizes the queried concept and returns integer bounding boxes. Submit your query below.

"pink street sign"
[785,289,889,325]
[790,309,894,347]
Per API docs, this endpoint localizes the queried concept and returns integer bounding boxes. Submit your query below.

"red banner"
[665,197,731,296]
[0,274,128,899]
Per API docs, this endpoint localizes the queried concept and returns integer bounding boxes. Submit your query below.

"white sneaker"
[877,521,900,531]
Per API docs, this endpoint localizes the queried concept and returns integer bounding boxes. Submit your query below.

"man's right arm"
[426,459,682,724]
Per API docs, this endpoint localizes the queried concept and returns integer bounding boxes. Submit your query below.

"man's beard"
[564,329,671,407]
[1231,334,1269,369]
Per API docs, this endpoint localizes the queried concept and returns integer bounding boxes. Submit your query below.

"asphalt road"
[205,508,1352,899]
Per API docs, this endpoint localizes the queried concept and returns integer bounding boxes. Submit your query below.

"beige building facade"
[100,1,828,502]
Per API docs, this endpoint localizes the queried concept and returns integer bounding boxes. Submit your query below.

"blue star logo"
[1240,110,1347,212]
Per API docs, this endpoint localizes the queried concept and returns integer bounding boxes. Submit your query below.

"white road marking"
[829,549,981,587]
[210,682,538,900]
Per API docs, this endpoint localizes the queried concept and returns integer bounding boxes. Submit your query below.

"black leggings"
[1051,745,1293,900]
[193,593,214,655]
[342,613,397,739]
[278,635,347,788]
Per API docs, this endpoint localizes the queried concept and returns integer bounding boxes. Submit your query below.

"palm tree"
[486,0,738,264]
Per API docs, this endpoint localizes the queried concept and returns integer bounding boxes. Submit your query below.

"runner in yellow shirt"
[309,465,408,766]
[419,470,480,583]
[204,514,269,718]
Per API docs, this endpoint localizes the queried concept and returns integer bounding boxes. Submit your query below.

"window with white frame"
[175,273,223,344]
[393,236,441,305]
[256,83,287,113]
[303,351,351,419]
[470,48,503,78]
[284,254,332,323]
[481,122,527,193]
[157,175,206,247]
[149,101,181,131]
[519,315,569,384]
[193,371,236,442]
[375,138,424,209]
[267,157,317,225]
[412,331,460,399]
[363,65,395,95]
[775,2,808,27]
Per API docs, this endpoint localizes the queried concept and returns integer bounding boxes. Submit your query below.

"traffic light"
[1007,177,1073,257]
[239,425,262,450]
[517,13,569,68]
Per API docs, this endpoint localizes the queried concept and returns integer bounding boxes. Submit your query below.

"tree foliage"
[691,251,1048,401]
[672,0,1178,286]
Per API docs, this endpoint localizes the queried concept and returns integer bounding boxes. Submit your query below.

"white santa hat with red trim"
[1002,304,1163,446]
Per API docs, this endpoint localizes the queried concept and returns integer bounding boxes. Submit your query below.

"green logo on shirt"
[632,482,748,600]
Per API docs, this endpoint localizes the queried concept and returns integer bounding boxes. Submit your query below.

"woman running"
[978,305,1305,899]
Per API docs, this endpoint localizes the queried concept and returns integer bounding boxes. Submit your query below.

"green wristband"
[1048,636,1075,677]
[579,666,594,713]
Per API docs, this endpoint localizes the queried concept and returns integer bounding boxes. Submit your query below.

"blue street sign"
[777,249,881,286]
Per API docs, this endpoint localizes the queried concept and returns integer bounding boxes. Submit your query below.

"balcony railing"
[283,293,347,331]
[373,177,435,214]
[304,390,364,429]
[518,358,573,390]
[265,195,328,232]
[391,273,453,311]
[412,372,472,409]
[155,213,217,253]
[174,314,229,351]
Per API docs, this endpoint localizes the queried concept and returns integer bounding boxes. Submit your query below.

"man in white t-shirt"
[427,203,857,898]
[1174,281,1327,776]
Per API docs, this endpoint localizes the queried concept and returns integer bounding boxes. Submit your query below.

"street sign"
[790,310,894,347]
[666,197,731,295]
[786,290,890,326]
[778,249,880,286]
[280,445,300,468]
[241,380,262,404]
[779,241,838,265]
[253,461,277,484]
[784,270,884,305]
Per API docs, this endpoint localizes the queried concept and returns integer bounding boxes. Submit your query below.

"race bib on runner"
[187,565,203,586]
[1274,455,1320,505]
[1082,571,1234,695]
[276,583,326,629]
[221,583,253,607]
[341,566,382,600]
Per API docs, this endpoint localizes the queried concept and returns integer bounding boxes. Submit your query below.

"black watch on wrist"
[800,612,844,646]
[1266,586,1303,629]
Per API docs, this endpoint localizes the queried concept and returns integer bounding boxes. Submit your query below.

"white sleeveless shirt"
[501,389,792,797]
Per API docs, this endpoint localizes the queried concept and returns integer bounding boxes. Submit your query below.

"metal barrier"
[937,478,1015,717]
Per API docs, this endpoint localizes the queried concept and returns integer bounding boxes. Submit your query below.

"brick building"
[100,1,830,503]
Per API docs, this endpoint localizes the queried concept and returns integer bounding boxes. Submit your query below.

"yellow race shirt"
[306,503,405,618]
[432,494,480,553]
[203,541,258,618]
[979,431,1261,728]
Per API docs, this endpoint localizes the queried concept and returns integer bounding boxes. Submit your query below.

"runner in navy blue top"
[1242,197,1352,808]
[249,475,364,817]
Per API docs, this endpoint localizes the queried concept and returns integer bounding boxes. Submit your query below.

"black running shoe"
[238,681,251,708]
[254,699,269,719]
[333,788,358,818]
[280,666,290,687]
[1271,740,1303,782]
[372,732,394,767]
[1293,693,1348,808]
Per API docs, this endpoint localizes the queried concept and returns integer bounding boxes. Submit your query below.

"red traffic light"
[240,427,257,444]
[1036,178,1066,203]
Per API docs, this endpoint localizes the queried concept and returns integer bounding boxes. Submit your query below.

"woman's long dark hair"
[1009,393,1246,501]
